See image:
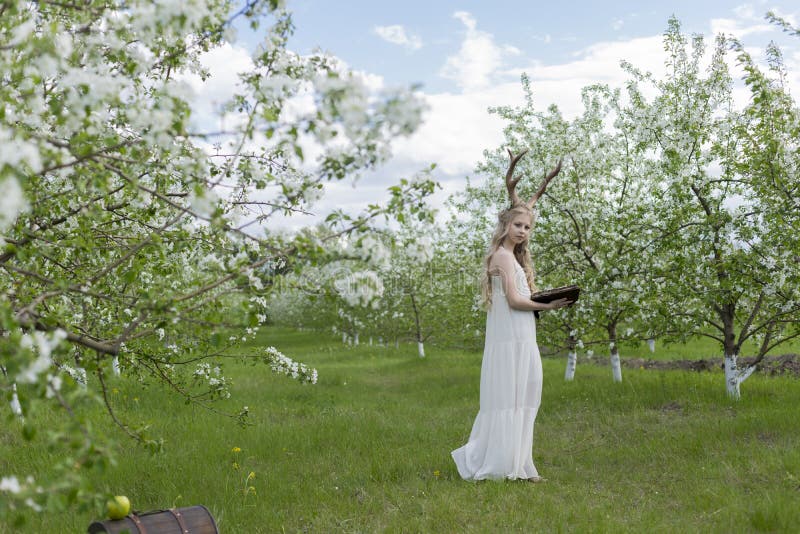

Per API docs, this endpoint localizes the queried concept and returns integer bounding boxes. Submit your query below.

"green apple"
[106,495,131,520]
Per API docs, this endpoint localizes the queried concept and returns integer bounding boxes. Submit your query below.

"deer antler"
[505,148,529,206]
[527,159,563,209]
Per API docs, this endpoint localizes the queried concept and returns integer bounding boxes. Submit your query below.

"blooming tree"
[381,216,439,357]
[268,177,446,353]
[449,16,800,395]
[0,0,435,516]
[459,76,660,382]
[623,18,800,398]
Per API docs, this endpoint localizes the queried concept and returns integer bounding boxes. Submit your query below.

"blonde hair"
[480,205,537,308]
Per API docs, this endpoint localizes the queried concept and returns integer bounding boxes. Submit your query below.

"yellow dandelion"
[247,471,255,481]
[433,470,441,478]
[232,461,240,470]
[231,447,241,453]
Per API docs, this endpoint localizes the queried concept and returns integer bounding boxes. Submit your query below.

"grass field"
[2,327,800,533]
[558,335,800,362]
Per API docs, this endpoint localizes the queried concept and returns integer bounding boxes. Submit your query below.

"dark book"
[531,285,580,304]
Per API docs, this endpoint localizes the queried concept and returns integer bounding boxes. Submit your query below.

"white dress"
[451,261,543,480]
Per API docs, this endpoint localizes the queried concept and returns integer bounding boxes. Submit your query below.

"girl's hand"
[546,298,573,310]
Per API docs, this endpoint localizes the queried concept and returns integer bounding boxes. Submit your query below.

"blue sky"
[285,0,799,93]
[217,1,799,228]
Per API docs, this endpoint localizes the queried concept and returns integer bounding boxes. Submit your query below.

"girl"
[452,152,570,482]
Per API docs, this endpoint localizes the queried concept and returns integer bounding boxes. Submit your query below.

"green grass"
[2,327,800,533]
[599,335,800,361]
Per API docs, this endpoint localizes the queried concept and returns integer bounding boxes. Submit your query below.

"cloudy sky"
[200,1,800,230]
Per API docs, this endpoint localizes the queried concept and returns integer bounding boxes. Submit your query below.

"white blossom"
[334,270,384,307]
[188,188,219,218]
[0,476,21,494]
[248,271,264,291]
[60,364,86,386]
[264,346,317,384]
[16,330,67,384]
[405,235,434,263]
[10,384,23,418]
[25,498,42,512]
[0,177,28,239]
[193,363,230,398]
[45,374,63,399]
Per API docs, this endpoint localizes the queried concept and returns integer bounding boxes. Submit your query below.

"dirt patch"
[602,353,800,377]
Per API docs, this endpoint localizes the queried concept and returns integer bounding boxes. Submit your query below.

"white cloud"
[393,87,516,175]
[732,4,758,20]
[187,7,800,233]
[519,35,667,116]
[385,34,669,200]
[180,42,255,132]
[710,17,773,38]
[374,24,422,50]
[440,11,521,91]
[453,11,477,31]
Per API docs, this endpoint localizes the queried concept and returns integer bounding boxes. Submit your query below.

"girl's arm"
[491,251,571,312]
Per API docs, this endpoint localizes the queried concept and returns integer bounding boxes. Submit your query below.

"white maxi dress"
[451,261,543,480]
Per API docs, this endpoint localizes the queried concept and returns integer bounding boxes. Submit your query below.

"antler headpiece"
[505,148,563,209]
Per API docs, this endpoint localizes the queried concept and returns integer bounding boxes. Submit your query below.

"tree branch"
[735,291,764,352]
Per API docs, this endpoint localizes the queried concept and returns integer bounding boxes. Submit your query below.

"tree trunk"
[565,351,577,381]
[610,344,622,382]
[720,305,755,399]
[354,332,359,346]
[112,356,120,376]
[409,291,424,358]
[647,338,655,353]
[608,324,622,382]
[724,352,756,400]
[724,353,741,399]
[564,334,577,381]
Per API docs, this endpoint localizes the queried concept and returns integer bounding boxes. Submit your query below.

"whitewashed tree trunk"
[564,351,577,381]
[112,356,121,376]
[10,383,23,419]
[647,338,655,353]
[369,337,373,346]
[409,292,425,358]
[724,353,756,400]
[342,332,347,344]
[610,343,622,382]
[354,333,359,346]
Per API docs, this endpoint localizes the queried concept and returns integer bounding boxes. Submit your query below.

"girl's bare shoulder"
[488,247,514,274]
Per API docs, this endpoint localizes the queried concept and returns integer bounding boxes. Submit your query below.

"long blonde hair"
[480,205,537,308]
